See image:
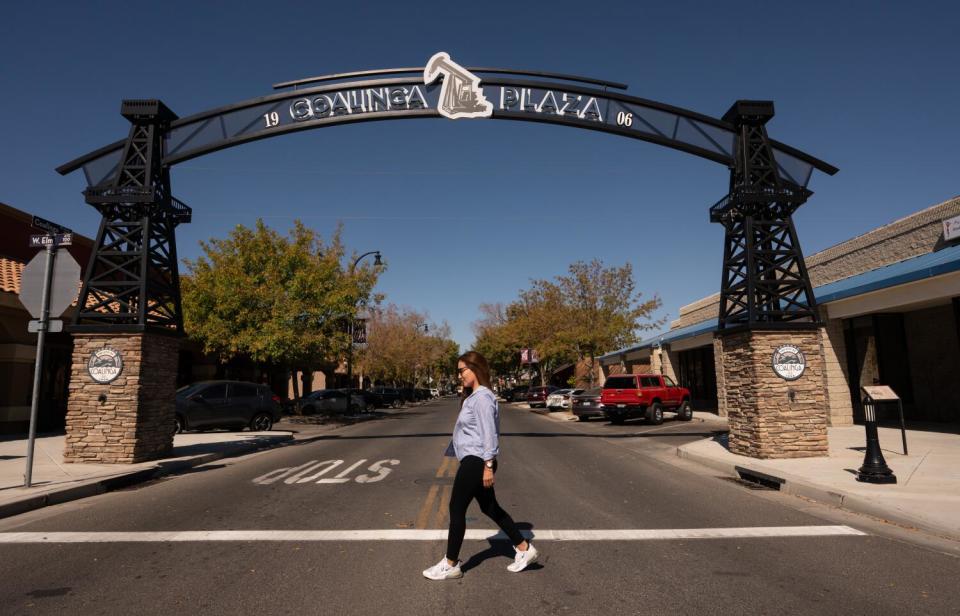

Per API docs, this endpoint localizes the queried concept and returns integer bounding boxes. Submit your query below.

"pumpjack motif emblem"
[424,52,493,120]
[87,347,124,384]
[771,344,806,381]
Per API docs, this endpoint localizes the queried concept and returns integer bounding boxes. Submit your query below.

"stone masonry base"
[64,332,179,464]
[715,329,829,459]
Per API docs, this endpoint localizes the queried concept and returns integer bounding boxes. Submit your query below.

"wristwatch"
[484,460,494,469]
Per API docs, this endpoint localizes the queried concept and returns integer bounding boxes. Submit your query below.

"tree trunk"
[291,369,301,401]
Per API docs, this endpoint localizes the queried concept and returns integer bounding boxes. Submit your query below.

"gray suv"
[175,381,282,433]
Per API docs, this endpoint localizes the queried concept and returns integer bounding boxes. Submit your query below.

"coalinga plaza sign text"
[288,52,604,124]
[289,85,604,122]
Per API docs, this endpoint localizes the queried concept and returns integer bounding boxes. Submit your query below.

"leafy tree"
[472,259,662,388]
[554,260,662,387]
[181,220,382,398]
[360,305,459,388]
[472,303,518,379]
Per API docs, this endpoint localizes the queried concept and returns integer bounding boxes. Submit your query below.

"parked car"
[571,387,604,421]
[546,388,584,411]
[298,389,363,415]
[429,388,440,398]
[371,387,404,408]
[340,388,379,413]
[506,386,530,402]
[526,385,559,408]
[175,381,281,433]
[398,387,418,403]
[600,374,692,425]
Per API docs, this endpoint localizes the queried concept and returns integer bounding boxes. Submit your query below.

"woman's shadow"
[460,523,544,572]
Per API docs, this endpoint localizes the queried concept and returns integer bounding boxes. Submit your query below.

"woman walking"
[422,351,539,580]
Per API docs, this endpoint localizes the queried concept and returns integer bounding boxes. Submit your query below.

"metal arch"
[56,74,837,185]
[272,66,630,91]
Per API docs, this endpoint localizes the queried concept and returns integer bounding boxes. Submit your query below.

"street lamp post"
[346,251,382,390]
[413,322,429,388]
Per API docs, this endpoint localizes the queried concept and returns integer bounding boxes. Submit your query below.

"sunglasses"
[457,366,471,375]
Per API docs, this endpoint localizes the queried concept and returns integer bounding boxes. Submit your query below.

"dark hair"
[458,351,492,388]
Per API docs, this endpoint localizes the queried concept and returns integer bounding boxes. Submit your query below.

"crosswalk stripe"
[0,526,865,543]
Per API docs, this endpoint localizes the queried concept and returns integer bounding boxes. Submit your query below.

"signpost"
[17,222,80,487]
[856,385,904,484]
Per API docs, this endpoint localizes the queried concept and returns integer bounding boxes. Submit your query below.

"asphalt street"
[0,397,957,615]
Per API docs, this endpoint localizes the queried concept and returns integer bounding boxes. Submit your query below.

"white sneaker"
[507,543,539,572]
[422,557,463,580]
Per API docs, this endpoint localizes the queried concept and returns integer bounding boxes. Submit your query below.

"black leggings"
[446,455,525,561]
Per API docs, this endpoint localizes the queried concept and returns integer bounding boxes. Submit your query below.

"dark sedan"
[371,387,404,408]
[175,381,281,433]
[298,389,366,415]
[340,388,379,413]
[502,386,530,403]
[571,387,604,421]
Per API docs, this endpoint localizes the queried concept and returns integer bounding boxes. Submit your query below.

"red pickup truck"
[600,374,692,425]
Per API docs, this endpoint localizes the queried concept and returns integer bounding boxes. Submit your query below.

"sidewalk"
[678,421,960,541]
[0,416,358,520]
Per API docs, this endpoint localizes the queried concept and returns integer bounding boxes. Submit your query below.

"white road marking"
[252,459,399,485]
[0,526,865,543]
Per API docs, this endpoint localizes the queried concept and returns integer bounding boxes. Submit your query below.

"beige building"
[600,196,960,426]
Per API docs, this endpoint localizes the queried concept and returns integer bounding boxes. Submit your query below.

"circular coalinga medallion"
[771,345,806,381]
[87,347,123,384]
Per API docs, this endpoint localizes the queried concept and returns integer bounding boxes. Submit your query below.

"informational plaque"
[861,385,899,401]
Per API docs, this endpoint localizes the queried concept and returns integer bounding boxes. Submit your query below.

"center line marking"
[0,526,866,543]
[414,485,439,529]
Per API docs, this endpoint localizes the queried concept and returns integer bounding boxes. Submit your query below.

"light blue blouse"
[444,386,500,461]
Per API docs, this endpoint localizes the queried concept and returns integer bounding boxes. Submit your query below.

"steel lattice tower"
[710,101,818,330]
[73,100,191,333]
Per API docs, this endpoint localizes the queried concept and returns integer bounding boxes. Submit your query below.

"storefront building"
[600,196,960,426]
[0,202,93,433]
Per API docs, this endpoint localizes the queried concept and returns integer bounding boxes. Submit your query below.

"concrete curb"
[676,445,960,542]
[528,408,578,421]
[0,433,298,521]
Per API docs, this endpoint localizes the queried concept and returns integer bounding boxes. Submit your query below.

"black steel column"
[72,100,191,333]
[710,101,818,330]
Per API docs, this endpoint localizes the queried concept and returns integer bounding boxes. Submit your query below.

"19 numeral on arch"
[264,111,280,128]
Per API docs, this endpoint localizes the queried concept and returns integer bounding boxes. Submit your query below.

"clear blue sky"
[2,1,958,351]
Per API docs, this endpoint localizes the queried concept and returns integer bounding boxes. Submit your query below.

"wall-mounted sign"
[771,345,805,381]
[944,214,960,242]
[88,347,123,384]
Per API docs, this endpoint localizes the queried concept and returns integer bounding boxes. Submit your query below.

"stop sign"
[18,250,82,319]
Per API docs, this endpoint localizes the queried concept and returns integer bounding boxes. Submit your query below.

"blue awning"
[599,243,960,360]
[813,243,960,304]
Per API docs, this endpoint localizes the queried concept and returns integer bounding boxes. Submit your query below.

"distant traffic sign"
[29,233,72,248]
[18,250,81,319]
